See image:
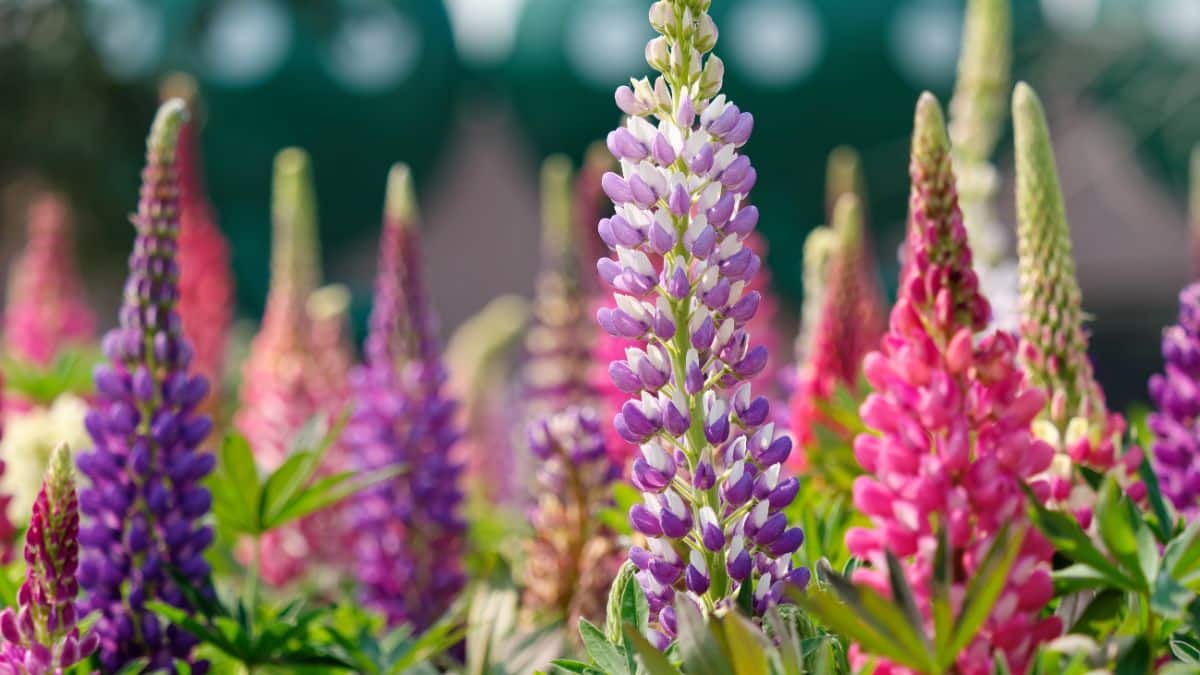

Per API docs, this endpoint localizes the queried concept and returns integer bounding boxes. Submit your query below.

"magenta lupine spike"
[1148,282,1200,519]
[600,0,807,647]
[3,193,96,367]
[524,406,623,625]
[523,156,597,415]
[348,164,465,630]
[236,148,323,473]
[788,194,886,480]
[1013,83,1143,523]
[76,100,215,673]
[845,93,1061,674]
[0,444,98,675]
[175,98,234,418]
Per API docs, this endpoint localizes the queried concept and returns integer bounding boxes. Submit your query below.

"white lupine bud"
[647,343,670,371]
[695,13,718,52]
[717,234,740,259]
[649,535,681,563]
[699,55,725,99]
[689,549,708,574]
[654,76,671,109]
[732,382,751,411]
[649,1,673,34]
[632,77,656,108]
[713,318,734,350]
[615,293,650,322]
[646,36,670,72]
[700,95,727,127]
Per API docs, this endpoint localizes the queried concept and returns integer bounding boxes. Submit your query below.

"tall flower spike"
[1013,83,1142,521]
[948,0,1019,331]
[76,99,215,673]
[523,156,596,416]
[236,148,323,472]
[4,192,96,367]
[601,0,807,648]
[788,194,886,480]
[0,444,98,674]
[824,146,865,222]
[349,164,466,630]
[167,74,235,419]
[523,407,623,627]
[1149,283,1200,520]
[845,94,1060,674]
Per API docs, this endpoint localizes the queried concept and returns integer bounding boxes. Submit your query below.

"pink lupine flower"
[845,93,1061,675]
[4,193,95,367]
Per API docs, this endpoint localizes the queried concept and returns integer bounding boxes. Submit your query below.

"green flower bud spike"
[1013,82,1144,519]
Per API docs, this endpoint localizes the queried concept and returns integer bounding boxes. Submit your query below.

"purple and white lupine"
[1149,282,1200,520]
[75,99,215,674]
[0,444,98,674]
[598,0,807,647]
[348,164,466,631]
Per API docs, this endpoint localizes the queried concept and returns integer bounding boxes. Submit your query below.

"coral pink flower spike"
[845,93,1061,675]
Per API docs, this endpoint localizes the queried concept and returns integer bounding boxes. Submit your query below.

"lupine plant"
[76,99,216,673]
[1149,282,1200,519]
[596,0,807,647]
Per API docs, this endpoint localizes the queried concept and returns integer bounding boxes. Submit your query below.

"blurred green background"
[3,0,1199,407]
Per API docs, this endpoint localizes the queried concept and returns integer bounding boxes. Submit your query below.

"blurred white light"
[201,0,291,87]
[566,0,650,89]
[327,4,420,92]
[889,0,962,88]
[444,0,526,66]
[86,0,164,80]
[1041,0,1101,34]
[1148,0,1200,61]
[727,0,823,88]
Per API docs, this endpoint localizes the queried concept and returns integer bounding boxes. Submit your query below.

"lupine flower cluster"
[348,165,466,631]
[788,193,886,477]
[524,407,623,625]
[846,93,1060,675]
[1149,282,1200,520]
[598,0,807,646]
[0,444,97,674]
[1013,84,1143,523]
[76,99,215,673]
[3,193,95,368]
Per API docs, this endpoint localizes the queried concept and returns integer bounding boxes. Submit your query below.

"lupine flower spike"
[824,145,865,223]
[4,193,96,367]
[524,407,623,626]
[349,164,466,630]
[524,156,596,415]
[1013,83,1143,524]
[77,99,216,673]
[600,0,807,647]
[788,194,886,480]
[236,148,324,472]
[1148,283,1200,519]
[0,443,98,674]
[948,0,1019,332]
[845,93,1061,674]
[166,74,235,418]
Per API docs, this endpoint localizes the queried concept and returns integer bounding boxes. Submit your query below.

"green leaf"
[623,624,679,675]
[884,550,930,653]
[209,433,263,534]
[944,522,1025,666]
[260,450,325,525]
[1024,486,1139,591]
[1166,521,1200,588]
[790,584,927,670]
[267,465,405,529]
[1151,568,1195,620]
[580,619,630,675]
[1114,637,1151,675]
[1068,589,1125,637]
[1095,478,1147,589]
[1138,454,1175,542]
[674,598,732,675]
[930,526,954,664]
[1052,564,1115,595]
[1171,638,1200,664]
[823,564,932,670]
[717,611,771,675]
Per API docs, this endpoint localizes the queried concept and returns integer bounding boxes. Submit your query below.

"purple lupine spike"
[348,164,466,630]
[523,406,623,626]
[0,444,98,674]
[600,0,806,647]
[1149,282,1200,519]
[75,99,214,674]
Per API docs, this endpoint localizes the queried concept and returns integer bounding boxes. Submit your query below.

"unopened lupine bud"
[0,444,98,673]
[846,93,1060,675]
[1013,83,1142,515]
[77,100,215,673]
[599,0,806,648]
[349,164,466,630]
